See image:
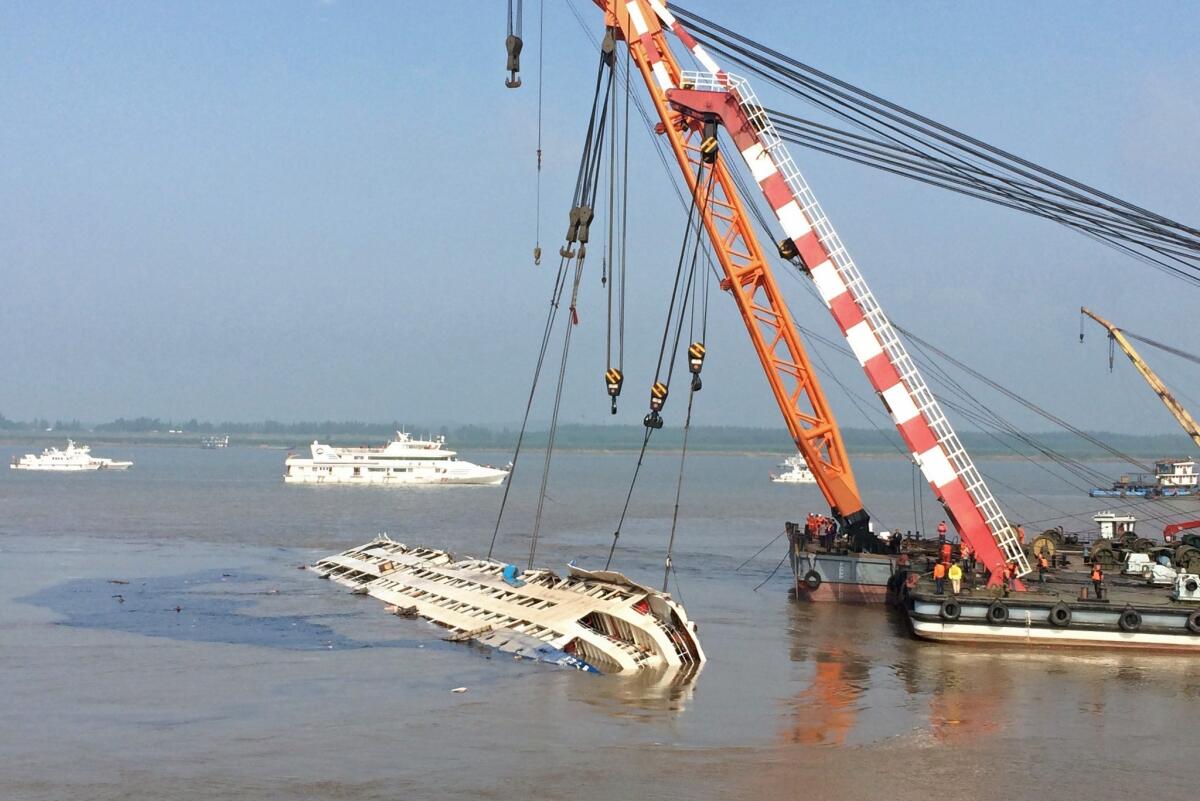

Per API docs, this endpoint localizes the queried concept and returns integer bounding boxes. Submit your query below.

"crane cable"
[505,0,523,88]
[604,161,715,571]
[491,40,615,562]
[672,5,1200,287]
[532,0,544,264]
[662,231,712,592]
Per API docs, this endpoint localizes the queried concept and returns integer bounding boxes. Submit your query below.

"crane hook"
[505,34,523,88]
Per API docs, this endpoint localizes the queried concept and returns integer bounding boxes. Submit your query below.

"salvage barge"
[903,571,1200,651]
[314,536,705,674]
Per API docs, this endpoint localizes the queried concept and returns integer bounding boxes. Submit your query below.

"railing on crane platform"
[680,69,1031,577]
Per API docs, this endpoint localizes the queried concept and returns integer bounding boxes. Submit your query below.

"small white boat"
[284,431,508,485]
[201,435,230,449]
[770,453,816,484]
[10,440,133,471]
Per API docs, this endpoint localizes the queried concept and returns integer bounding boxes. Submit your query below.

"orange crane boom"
[595,1,867,534]
[595,0,1029,584]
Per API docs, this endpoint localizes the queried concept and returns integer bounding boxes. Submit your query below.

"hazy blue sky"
[1,1,1197,441]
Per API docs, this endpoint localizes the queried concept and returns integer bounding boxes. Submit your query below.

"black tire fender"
[1048,602,1072,628]
[939,599,961,621]
[1186,579,1199,594]
[1187,610,1200,635]
[1118,607,1142,633]
[986,601,1009,625]
[803,570,822,591]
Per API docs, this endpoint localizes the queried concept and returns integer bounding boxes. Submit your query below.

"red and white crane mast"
[601,0,1029,583]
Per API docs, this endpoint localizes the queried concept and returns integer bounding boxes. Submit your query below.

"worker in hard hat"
[933,561,947,595]
[1091,562,1104,599]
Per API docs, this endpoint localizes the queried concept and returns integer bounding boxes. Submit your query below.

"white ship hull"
[770,471,816,484]
[284,463,507,485]
[11,461,132,472]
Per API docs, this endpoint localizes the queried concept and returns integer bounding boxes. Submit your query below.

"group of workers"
[931,519,1037,595]
[802,513,839,549]
[929,521,1107,598]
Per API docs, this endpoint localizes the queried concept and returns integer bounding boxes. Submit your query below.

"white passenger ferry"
[10,440,133,471]
[284,432,508,485]
[770,453,817,484]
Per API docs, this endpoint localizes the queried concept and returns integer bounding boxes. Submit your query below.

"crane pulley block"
[605,367,624,415]
[777,238,799,261]
[700,120,719,163]
[649,381,668,411]
[687,342,706,374]
[559,204,595,258]
[606,367,625,396]
[505,34,523,88]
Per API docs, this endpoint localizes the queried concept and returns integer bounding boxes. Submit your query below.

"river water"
[1,444,1196,800]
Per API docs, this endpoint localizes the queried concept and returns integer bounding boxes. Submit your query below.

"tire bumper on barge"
[906,590,1200,651]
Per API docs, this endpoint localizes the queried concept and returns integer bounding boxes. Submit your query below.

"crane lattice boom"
[1081,306,1200,449]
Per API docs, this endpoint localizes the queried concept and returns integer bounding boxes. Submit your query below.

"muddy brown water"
[1,445,1196,800]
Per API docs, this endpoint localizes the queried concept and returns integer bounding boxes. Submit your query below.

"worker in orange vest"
[1091,563,1104,598]
[1004,560,1019,591]
[1037,552,1050,585]
[940,540,952,566]
[933,561,947,595]
[960,541,973,572]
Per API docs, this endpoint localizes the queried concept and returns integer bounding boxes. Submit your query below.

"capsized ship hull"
[313,537,706,674]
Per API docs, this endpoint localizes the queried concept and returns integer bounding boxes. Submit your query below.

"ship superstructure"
[284,431,508,485]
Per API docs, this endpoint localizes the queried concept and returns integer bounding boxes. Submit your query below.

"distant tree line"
[0,413,1188,458]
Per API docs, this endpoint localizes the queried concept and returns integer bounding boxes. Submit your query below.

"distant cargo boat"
[283,431,508,485]
[770,453,817,484]
[1090,458,1200,498]
[201,435,230,449]
[10,440,133,471]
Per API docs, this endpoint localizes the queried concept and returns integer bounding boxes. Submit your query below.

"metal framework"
[1081,307,1200,449]
[599,0,865,525]
[598,0,1029,583]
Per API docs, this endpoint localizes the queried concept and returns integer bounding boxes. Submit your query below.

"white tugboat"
[770,453,817,484]
[10,440,133,471]
[284,431,508,485]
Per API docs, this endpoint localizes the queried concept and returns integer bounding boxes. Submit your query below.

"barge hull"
[911,619,1200,652]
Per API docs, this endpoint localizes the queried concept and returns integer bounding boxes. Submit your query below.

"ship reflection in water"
[780,599,1200,754]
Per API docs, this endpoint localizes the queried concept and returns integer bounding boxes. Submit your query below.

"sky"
[1,0,1198,441]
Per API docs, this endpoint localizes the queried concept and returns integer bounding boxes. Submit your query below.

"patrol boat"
[10,440,133,471]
